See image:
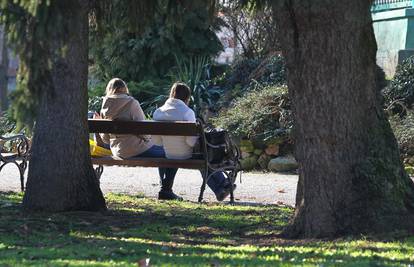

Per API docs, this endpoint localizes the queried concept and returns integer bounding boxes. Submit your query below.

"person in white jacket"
[153,82,234,201]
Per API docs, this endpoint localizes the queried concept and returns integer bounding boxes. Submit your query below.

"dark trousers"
[135,145,178,192]
[136,145,227,194]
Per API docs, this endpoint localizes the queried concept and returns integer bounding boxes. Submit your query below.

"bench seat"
[91,156,205,169]
[88,119,240,202]
[1,153,20,160]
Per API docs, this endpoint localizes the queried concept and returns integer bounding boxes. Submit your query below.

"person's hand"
[93,112,102,119]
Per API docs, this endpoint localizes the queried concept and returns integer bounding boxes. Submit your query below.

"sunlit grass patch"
[0,191,413,266]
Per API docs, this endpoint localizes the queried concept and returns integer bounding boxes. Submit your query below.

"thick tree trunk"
[23,0,106,211]
[273,0,414,238]
[0,26,8,111]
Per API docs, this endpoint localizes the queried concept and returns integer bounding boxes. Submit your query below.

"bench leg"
[0,161,27,192]
[229,171,236,204]
[95,165,104,181]
[18,160,28,192]
[198,169,208,203]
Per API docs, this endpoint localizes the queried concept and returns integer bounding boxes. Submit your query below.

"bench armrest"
[0,134,30,158]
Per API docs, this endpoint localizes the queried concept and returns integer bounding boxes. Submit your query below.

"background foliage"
[383,55,414,111]
[210,53,287,118]
[213,85,292,142]
[382,56,414,164]
[90,0,223,83]
[0,111,16,136]
[219,1,280,59]
[389,111,414,160]
[0,0,67,130]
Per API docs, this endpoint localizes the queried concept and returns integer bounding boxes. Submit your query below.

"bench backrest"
[88,119,201,136]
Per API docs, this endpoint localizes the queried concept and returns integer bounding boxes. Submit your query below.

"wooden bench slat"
[91,156,205,169]
[88,119,200,136]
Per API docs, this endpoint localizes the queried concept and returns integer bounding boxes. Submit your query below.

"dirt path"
[0,164,298,206]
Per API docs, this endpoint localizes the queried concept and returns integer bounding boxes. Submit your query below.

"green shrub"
[87,80,105,112]
[223,55,286,90]
[88,96,103,113]
[223,57,261,91]
[389,110,414,159]
[215,55,287,109]
[0,111,17,136]
[212,86,292,142]
[250,54,286,87]
[383,56,414,110]
[167,56,224,117]
[90,1,222,83]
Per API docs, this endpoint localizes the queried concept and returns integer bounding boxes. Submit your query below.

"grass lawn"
[0,192,413,266]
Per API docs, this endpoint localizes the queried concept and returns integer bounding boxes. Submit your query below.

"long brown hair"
[105,78,129,96]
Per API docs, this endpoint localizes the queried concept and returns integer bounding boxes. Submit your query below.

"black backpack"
[204,127,239,164]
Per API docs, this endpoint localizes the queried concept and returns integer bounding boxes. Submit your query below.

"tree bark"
[273,0,414,238]
[0,26,9,112]
[23,0,106,211]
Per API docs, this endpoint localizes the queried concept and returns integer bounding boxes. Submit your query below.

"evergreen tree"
[1,0,106,211]
[90,0,222,82]
[0,0,218,211]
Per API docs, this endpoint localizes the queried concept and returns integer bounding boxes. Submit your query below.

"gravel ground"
[0,164,298,206]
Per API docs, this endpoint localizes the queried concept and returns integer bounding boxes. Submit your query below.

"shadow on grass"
[0,191,413,266]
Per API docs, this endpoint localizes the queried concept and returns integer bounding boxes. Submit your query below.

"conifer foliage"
[90,0,222,82]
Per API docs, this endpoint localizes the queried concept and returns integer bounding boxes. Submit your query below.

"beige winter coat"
[100,94,153,158]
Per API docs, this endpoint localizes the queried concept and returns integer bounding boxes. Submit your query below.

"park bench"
[88,119,241,202]
[0,134,30,191]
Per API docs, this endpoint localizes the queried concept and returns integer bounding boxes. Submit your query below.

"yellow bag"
[89,139,112,157]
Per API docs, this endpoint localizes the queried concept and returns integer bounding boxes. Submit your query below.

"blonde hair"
[169,82,191,103]
[105,78,129,96]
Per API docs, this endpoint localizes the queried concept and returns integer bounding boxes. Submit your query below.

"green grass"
[0,192,413,266]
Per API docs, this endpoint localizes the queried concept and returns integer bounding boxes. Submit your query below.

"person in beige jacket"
[98,78,182,201]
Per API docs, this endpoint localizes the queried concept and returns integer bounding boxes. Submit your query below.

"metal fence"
[372,0,414,12]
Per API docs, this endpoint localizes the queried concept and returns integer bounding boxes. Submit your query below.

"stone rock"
[241,151,251,159]
[257,153,271,169]
[253,149,263,156]
[268,155,298,172]
[240,139,254,153]
[265,144,279,156]
[241,155,258,170]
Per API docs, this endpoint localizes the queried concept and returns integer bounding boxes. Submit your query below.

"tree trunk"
[0,26,8,112]
[23,0,106,212]
[273,0,414,238]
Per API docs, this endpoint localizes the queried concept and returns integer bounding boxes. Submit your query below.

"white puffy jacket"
[152,98,198,159]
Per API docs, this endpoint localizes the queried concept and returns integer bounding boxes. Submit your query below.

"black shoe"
[216,184,237,201]
[158,191,184,201]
